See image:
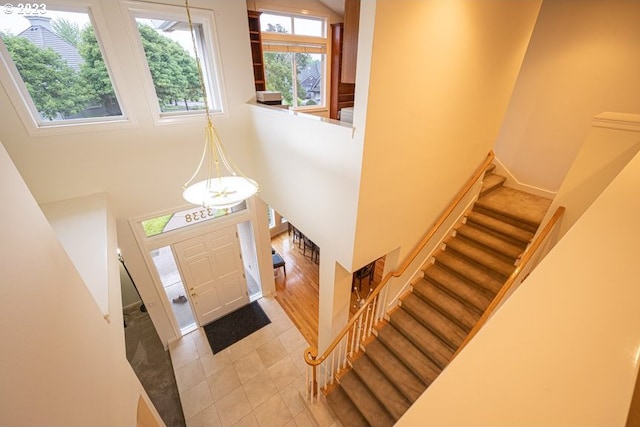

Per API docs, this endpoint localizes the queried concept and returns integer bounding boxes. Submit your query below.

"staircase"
[325,165,552,427]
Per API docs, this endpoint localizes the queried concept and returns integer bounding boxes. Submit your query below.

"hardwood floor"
[270,230,385,350]
[271,231,320,347]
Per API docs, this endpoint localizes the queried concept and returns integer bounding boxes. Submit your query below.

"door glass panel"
[141,201,246,237]
[150,245,196,333]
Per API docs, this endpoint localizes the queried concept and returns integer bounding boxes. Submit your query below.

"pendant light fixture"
[182,0,259,208]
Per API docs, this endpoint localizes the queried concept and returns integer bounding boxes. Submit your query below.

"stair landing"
[475,186,552,227]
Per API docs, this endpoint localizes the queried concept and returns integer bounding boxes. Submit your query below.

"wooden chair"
[303,236,319,263]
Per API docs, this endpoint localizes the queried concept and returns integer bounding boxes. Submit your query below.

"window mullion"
[291,53,298,108]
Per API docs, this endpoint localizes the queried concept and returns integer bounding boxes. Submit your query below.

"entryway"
[173,225,249,326]
[133,200,268,339]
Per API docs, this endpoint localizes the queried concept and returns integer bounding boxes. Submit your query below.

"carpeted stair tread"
[376,324,442,384]
[389,308,454,368]
[475,187,552,229]
[352,355,411,420]
[401,293,468,349]
[326,385,369,427]
[465,211,535,245]
[435,250,504,294]
[456,223,526,260]
[364,340,426,402]
[423,264,493,313]
[480,173,506,196]
[444,237,515,279]
[340,370,395,427]
[412,278,481,331]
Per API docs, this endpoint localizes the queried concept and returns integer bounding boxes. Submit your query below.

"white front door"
[173,225,249,326]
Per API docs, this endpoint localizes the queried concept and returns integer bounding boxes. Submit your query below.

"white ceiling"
[318,0,344,16]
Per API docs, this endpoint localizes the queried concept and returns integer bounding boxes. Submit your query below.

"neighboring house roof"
[18,16,83,71]
[298,61,322,93]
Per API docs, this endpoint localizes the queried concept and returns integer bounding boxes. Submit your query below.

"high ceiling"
[318,0,344,16]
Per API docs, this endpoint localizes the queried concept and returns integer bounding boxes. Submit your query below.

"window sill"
[247,100,353,129]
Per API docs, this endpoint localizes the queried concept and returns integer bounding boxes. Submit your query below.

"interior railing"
[453,205,566,358]
[303,150,496,401]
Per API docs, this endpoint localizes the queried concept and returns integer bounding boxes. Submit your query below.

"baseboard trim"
[493,157,557,199]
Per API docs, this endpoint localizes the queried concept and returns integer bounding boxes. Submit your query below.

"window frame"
[259,9,329,112]
[124,1,227,125]
[0,0,135,136]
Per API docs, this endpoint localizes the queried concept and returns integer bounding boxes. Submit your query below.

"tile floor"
[168,295,341,427]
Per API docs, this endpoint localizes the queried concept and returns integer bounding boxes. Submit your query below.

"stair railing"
[304,150,496,401]
[453,205,566,359]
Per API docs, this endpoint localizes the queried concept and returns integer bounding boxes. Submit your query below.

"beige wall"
[495,0,640,192]
[544,112,640,240]
[397,141,640,427]
[352,0,542,270]
[0,142,161,426]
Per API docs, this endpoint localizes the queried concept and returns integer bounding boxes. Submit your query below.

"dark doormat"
[204,301,271,354]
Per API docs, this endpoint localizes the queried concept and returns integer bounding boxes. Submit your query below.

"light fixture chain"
[185,0,212,125]
[181,0,259,207]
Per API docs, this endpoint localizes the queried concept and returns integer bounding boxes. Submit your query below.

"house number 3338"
[185,207,216,223]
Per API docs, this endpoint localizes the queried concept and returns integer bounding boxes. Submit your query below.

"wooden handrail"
[453,205,566,358]
[304,150,496,368]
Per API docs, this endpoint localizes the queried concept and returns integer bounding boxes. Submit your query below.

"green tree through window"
[1,34,90,120]
[136,23,202,112]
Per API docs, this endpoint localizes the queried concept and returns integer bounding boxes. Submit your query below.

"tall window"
[0,6,124,126]
[260,11,328,109]
[128,4,223,117]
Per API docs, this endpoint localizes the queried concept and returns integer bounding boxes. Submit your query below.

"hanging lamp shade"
[183,176,259,209]
[181,0,259,208]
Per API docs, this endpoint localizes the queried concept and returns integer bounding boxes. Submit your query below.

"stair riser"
[327,385,370,427]
[464,219,532,248]
[390,309,454,369]
[401,295,467,349]
[445,239,515,279]
[455,228,525,262]
[423,266,493,313]
[412,280,481,331]
[352,356,411,420]
[364,341,427,402]
[435,254,504,295]
[473,205,539,233]
[376,325,442,385]
[340,371,396,427]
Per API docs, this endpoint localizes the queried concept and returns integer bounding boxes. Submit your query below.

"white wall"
[248,106,362,270]
[495,0,640,192]
[41,193,111,315]
[0,142,162,426]
[352,0,542,270]
[397,144,640,427]
[0,0,264,346]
